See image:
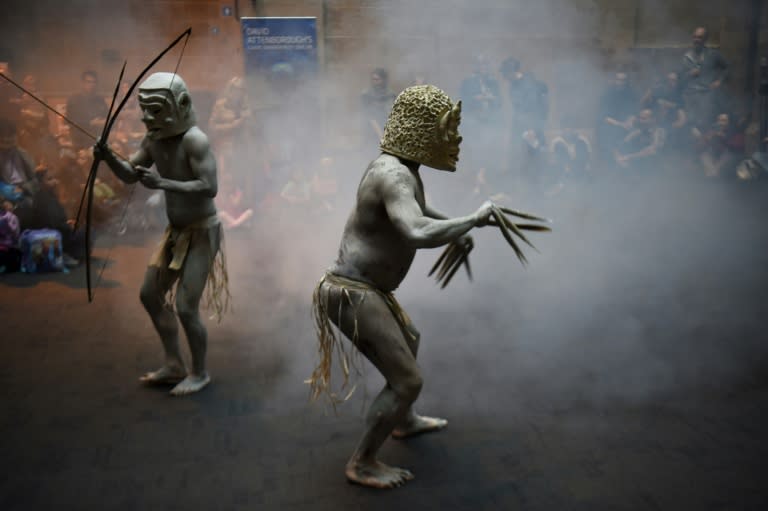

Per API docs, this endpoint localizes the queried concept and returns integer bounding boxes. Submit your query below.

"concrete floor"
[1,177,767,511]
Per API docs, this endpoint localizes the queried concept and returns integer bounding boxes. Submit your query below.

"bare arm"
[210,105,246,135]
[423,203,449,220]
[620,129,665,160]
[95,139,150,184]
[640,88,653,107]
[381,169,488,249]
[141,129,217,197]
[672,108,687,128]
[712,50,728,86]
[605,115,635,131]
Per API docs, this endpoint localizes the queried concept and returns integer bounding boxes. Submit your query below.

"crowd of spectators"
[0,65,139,273]
[1,23,761,274]
[449,25,756,201]
[592,26,748,184]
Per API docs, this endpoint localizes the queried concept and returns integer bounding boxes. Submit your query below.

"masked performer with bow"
[95,72,228,396]
[308,85,549,488]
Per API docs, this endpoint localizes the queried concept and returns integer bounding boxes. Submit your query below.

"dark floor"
[1,177,768,511]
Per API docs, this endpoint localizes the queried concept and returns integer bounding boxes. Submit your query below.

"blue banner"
[241,17,318,75]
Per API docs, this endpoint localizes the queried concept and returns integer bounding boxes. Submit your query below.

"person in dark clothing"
[460,56,502,123]
[501,59,550,186]
[614,108,665,176]
[642,71,688,154]
[694,113,744,179]
[680,27,728,129]
[0,119,39,228]
[27,168,84,263]
[0,61,21,131]
[550,121,592,183]
[506,70,549,136]
[595,72,639,169]
[360,68,397,152]
[460,55,503,185]
[65,70,106,151]
[1,119,81,264]
[643,72,686,127]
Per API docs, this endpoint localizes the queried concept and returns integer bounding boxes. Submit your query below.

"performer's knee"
[175,294,201,323]
[139,283,164,311]
[393,373,423,403]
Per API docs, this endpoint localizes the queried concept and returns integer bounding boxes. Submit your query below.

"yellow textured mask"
[380,85,462,171]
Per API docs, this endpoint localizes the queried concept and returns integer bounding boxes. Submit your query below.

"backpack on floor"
[20,228,66,273]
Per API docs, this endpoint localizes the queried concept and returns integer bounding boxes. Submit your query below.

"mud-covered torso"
[330,154,424,293]
[145,128,217,227]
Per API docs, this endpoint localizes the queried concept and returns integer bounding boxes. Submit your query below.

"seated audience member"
[506,67,550,139]
[209,76,252,180]
[693,113,744,178]
[517,128,565,196]
[26,168,83,265]
[0,119,39,227]
[550,125,592,181]
[596,72,639,167]
[643,72,688,151]
[614,109,665,174]
[280,166,311,206]
[92,175,123,225]
[310,157,338,213]
[217,171,253,230]
[0,199,21,273]
[17,74,56,166]
[53,147,83,215]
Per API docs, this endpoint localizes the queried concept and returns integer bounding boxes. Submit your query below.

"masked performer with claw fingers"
[95,72,229,396]
[309,85,549,489]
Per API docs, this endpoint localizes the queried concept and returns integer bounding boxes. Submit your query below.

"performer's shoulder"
[181,126,211,149]
[372,153,410,173]
[366,156,416,199]
[367,155,412,184]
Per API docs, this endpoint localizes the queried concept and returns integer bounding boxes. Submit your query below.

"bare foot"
[139,365,186,385]
[345,459,414,489]
[170,373,211,396]
[392,414,448,439]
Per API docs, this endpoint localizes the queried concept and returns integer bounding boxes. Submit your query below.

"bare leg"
[390,323,448,439]
[139,265,186,384]
[170,230,218,396]
[323,284,421,489]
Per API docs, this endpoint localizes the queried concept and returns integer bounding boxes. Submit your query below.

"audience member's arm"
[672,108,687,128]
[620,129,665,162]
[605,116,634,130]
[711,51,728,89]
[640,88,654,107]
